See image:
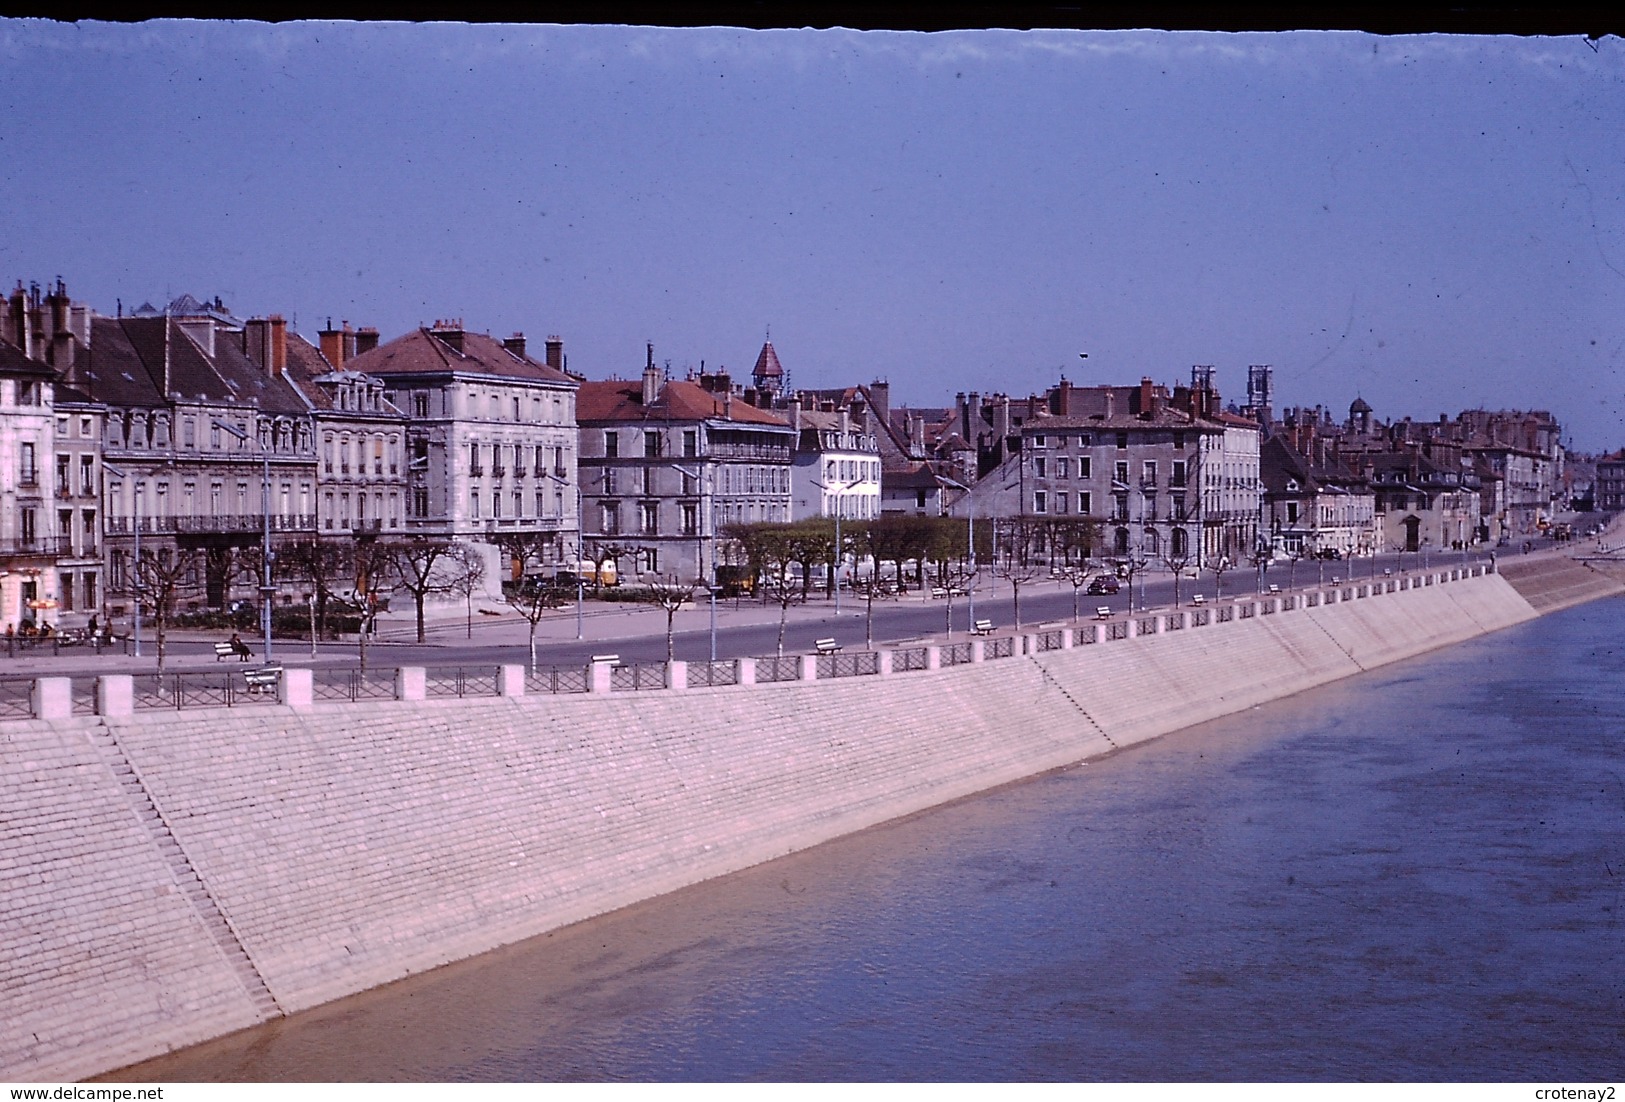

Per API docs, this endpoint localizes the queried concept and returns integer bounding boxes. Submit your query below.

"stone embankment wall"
[2,562,1617,1081]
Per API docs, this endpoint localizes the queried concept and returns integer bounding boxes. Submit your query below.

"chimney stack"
[355,327,379,356]
[429,319,465,354]
[642,342,661,406]
[244,318,269,370]
[868,380,890,424]
[270,314,287,372]
[502,332,527,358]
[545,335,564,371]
[319,318,346,367]
[3,283,23,351]
[1139,377,1155,415]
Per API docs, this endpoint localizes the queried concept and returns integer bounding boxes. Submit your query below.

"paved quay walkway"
[3,523,1613,679]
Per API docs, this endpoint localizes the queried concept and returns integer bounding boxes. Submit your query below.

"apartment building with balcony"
[48,386,106,621]
[787,410,881,523]
[68,297,320,611]
[576,352,795,585]
[0,335,61,631]
[280,321,410,540]
[1259,434,1378,560]
[349,321,580,573]
[947,375,1261,565]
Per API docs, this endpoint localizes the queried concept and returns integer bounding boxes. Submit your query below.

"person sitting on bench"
[229,633,253,660]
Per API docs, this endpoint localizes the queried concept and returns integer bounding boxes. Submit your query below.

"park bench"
[214,641,253,662]
[930,587,947,600]
[970,619,994,636]
[590,653,623,667]
[1191,594,1205,606]
[242,666,282,695]
[1267,584,1280,595]
[814,638,842,655]
[1095,607,1113,620]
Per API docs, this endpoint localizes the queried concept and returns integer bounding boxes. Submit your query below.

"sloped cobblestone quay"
[3,558,1619,1080]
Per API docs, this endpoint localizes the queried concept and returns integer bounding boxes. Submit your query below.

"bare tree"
[1284,544,1308,591]
[135,547,204,673]
[641,577,697,665]
[1062,558,1096,622]
[1206,554,1234,601]
[385,538,456,644]
[992,515,1045,629]
[723,522,805,656]
[351,538,396,672]
[443,543,488,639]
[499,536,567,671]
[280,539,352,640]
[1116,552,1151,615]
[1161,547,1195,607]
[924,515,977,634]
[848,522,887,649]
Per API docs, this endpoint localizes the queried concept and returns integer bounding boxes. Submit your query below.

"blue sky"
[3,22,1623,449]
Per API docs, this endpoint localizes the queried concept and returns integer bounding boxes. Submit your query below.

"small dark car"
[1086,574,1121,595]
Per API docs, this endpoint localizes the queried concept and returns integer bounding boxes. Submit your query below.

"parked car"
[1315,548,1343,560]
[1086,574,1121,595]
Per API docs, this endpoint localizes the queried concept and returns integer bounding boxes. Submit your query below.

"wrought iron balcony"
[104,514,317,536]
[0,537,65,557]
[485,516,565,533]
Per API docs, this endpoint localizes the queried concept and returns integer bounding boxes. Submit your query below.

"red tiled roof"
[577,377,792,427]
[344,326,575,386]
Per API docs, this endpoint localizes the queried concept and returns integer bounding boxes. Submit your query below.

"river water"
[110,596,1625,1082]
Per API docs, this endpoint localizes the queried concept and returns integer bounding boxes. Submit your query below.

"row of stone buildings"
[0,282,868,629]
[0,278,1583,631]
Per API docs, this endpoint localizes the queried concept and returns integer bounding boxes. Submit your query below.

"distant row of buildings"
[0,279,1596,631]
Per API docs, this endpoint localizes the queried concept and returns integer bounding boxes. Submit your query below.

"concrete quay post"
[876,651,893,678]
[737,657,756,686]
[589,659,614,694]
[798,654,818,682]
[280,667,314,712]
[97,674,133,717]
[1061,628,1074,649]
[1091,623,1106,645]
[32,677,71,720]
[970,639,986,663]
[396,666,426,702]
[925,645,942,671]
[498,664,526,698]
[668,660,688,692]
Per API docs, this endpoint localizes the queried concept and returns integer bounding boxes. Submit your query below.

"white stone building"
[349,321,581,574]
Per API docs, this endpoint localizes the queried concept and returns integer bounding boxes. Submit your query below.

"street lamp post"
[214,420,274,662]
[939,475,977,631]
[540,471,585,642]
[102,462,141,657]
[571,480,584,641]
[810,475,865,616]
[667,462,718,661]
